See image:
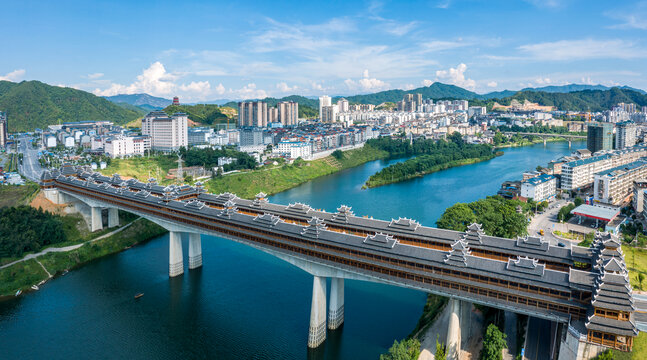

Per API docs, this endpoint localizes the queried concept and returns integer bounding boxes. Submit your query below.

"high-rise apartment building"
[616,121,636,150]
[337,98,349,113]
[142,111,188,151]
[0,111,7,148]
[277,101,299,126]
[321,105,338,123]
[238,101,268,127]
[319,96,331,120]
[587,122,613,153]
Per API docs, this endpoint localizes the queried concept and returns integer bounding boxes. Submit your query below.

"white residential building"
[64,136,75,148]
[594,159,647,205]
[142,111,188,151]
[104,135,150,158]
[321,105,338,123]
[521,174,557,202]
[277,141,312,159]
[45,136,57,148]
[616,121,636,150]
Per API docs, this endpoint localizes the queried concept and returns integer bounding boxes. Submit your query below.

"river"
[0,141,583,360]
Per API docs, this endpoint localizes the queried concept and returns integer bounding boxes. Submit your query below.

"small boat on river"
[134,293,144,299]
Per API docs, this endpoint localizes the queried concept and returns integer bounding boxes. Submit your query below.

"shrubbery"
[0,206,66,258]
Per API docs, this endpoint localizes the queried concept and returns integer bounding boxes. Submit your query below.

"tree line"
[0,206,67,259]
[178,146,258,172]
[365,133,495,187]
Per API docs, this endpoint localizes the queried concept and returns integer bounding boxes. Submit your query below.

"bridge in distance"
[40,164,642,359]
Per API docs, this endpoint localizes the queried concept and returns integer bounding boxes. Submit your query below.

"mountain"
[104,93,172,109]
[0,80,142,132]
[517,84,646,95]
[481,87,647,112]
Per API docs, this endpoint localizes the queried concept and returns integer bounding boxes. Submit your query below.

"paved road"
[528,200,569,246]
[524,317,551,360]
[634,294,647,332]
[502,311,518,360]
[18,135,44,182]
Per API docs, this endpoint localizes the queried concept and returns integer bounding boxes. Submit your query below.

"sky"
[1,0,647,102]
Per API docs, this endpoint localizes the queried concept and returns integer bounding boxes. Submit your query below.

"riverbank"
[0,217,167,298]
[494,136,568,149]
[365,153,499,188]
[206,145,389,198]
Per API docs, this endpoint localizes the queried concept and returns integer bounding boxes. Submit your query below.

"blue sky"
[1,0,646,101]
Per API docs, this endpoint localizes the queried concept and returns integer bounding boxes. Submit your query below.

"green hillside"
[0,80,142,132]
[342,83,480,104]
[162,104,235,125]
[475,87,647,112]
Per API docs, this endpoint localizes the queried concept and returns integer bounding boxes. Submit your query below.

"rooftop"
[571,204,621,222]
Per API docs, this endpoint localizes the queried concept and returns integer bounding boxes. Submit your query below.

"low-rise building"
[521,174,556,202]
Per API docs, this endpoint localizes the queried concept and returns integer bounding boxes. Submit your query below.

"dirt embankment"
[30,191,69,216]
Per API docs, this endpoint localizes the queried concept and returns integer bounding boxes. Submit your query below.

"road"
[524,317,552,360]
[18,135,44,182]
[634,294,647,332]
[528,200,569,246]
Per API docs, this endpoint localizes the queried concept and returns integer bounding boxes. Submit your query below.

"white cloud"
[403,84,415,90]
[422,79,434,86]
[93,62,179,96]
[524,0,563,8]
[276,82,298,93]
[487,81,498,88]
[606,2,647,29]
[86,73,104,79]
[535,77,551,85]
[435,63,476,90]
[229,83,268,100]
[179,81,211,94]
[423,40,469,52]
[518,39,647,60]
[581,77,594,85]
[0,69,26,82]
[344,70,390,92]
[383,21,417,36]
[91,62,219,101]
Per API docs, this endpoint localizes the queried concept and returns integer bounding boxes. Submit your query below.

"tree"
[638,273,645,291]
[593,349,614,360]
[480,324,507,360]
[435,336,446,360]
[331,149,344,160]
[380,338,421,360]
[437,203,477,232]
[574,197,584,207]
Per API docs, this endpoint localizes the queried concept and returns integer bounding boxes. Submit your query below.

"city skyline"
[1,0,646,102]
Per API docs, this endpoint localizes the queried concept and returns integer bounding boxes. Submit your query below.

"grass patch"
[100,156,178,184]
[0,182,40,208]
[39,219,167,275]
[409,294,448,338]
[206,145,388,199]
[612,332,646,359]
[623,246,647,290]
[0,259,49,296]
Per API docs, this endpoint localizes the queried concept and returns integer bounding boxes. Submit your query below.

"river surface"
[0,141,583,359]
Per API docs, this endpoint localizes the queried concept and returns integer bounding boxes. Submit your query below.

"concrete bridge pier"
[568,139,572,149]
[188,233,202,269]
[169,231,184,277]
[91,206,103,232]
[308,275,327,348]
[446,298,461,360]
[108,208,119,228]
[543,138,547,146]
[328,278,344,330]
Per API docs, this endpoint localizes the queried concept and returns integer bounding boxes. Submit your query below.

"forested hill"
[162,104,236,126]
[0,80,142,132]
[476,87,647,112]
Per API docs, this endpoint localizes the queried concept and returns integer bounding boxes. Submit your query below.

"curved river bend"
[0,141,582,359]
